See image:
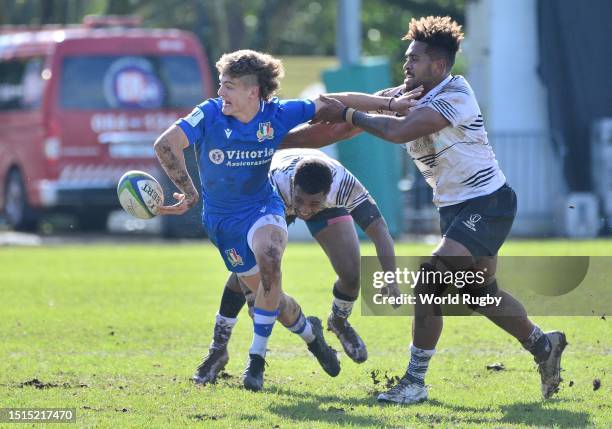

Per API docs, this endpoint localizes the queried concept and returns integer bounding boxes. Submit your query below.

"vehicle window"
[59,55,204,110]
[0,57,44,111]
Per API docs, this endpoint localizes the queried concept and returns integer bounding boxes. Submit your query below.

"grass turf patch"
[1,240,610,428]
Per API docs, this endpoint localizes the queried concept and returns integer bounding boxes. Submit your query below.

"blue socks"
[287,311,315,343]
[250,307,279,357]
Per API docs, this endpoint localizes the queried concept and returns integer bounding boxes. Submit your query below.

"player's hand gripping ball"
[117,170,164,219]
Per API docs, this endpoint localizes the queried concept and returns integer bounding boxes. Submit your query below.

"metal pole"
[336,0,361,66]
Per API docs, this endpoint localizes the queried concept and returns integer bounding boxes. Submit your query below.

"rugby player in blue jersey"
[192,149,405,385]
[153,50,341,391]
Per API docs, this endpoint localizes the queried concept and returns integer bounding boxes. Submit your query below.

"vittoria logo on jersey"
[209,149,225,164]
[225,248,244,267]
[256,122,275,142]
[462,213,482,232]
[208,147,276,167]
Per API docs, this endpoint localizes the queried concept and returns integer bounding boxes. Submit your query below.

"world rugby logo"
[462,213,482,232]
[209,149,225,164]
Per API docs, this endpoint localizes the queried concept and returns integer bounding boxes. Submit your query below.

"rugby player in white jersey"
[193,148,402,384]
[286,16,567,404]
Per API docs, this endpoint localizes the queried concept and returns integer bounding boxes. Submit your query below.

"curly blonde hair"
[216,50,284,101]
[403,16,464,69]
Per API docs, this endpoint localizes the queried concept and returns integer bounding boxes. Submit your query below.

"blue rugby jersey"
[176,97,315,215]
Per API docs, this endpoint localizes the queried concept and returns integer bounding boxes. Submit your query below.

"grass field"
[1,239,610,428]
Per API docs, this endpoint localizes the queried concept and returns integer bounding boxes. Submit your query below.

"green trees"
[0,0,464,83]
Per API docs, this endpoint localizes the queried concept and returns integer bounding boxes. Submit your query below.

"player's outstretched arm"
[353,107,449,143]
[317,95,450,144]
[326,86,422,113]
[279,122,361,149]
[153,125,199,215]
[280,87,422,150]
[364,217,396,274]
[364,217,402,307]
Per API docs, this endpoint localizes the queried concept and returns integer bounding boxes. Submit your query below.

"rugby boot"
[327,313,368,363]
[192,318,233,384]
[192,345,229,385]
[243,353,266,392]
[538,331,567,399]
[377,375,428,405]
[306,316,341,377]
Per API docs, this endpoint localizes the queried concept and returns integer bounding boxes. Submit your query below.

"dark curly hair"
[216,49,284,101]
[294,159,333,195]
[403,16,464,70]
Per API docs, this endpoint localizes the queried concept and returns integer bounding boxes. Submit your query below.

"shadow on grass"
[423,399,591,428]
[498,400,591,428]
[265,387,591,428]
[267,386,384,427]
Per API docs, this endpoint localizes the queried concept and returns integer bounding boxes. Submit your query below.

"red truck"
[0,16,213,232]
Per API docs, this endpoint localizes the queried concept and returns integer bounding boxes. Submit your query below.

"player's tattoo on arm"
[154,136,198,207]
[352,111,397,143]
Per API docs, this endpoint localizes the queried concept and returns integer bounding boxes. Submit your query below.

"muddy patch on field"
[18,378,88,389]
[370,369,401,389]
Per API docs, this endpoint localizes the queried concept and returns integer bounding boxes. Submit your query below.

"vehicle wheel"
[4,169,38,231]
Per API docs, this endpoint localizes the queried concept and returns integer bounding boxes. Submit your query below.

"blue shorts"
[204,193,286,274]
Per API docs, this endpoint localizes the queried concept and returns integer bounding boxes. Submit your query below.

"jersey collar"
[419,74,453,105]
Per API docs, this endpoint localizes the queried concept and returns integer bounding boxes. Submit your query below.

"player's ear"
[434,58,448,76]
[243,76,260,99]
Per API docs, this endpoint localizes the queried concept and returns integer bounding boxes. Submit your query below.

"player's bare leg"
[315,220,368,363]
[197,271,340,384]
[379,238,468,404]
[272,290,340,376]
[239,222,287,391]
[381,237,493,404]
[471,256,567,399]
[380,236,566,404]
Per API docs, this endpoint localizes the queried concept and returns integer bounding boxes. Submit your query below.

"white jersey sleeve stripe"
[431,99,459,123]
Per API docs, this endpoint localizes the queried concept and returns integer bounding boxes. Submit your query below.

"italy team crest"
[256,122,275,142]
[225,248,244,267]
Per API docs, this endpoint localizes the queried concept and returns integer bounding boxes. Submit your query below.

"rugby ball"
[117,170,164,219]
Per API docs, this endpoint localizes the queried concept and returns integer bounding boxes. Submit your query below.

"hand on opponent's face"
[390,85,423,116]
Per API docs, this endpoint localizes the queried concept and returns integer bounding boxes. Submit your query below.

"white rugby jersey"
[381,75,506,207]
[269,148,372,216]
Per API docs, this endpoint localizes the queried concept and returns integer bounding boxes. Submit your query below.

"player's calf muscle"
[277,293,302,326]
[336,266,360,293]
